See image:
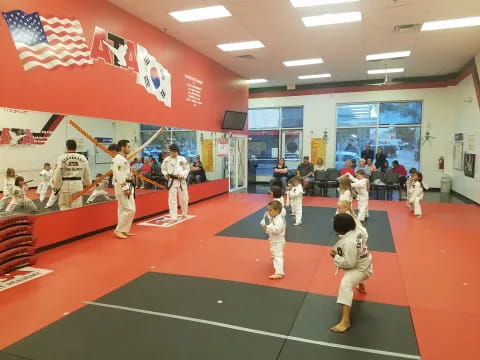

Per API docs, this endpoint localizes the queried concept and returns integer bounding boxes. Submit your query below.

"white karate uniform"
[113,153,136,233]
[37,169,53,202]
[0,176,15,210]
[261,213,286,276]
[87,180,111,203]
[336,189,353,214]
[5,185,38,212]
[347,174,369,221]
[52,152,91,210]
[406,177,414,206]
[288,184,303,225]
[161,155,190,221]
[409,180,428,216]
[333,227,372,307]
[273,196,286,220]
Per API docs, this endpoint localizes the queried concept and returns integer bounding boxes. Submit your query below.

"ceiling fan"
[367,65,405,86]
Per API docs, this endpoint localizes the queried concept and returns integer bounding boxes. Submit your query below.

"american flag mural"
[2,10,93,71]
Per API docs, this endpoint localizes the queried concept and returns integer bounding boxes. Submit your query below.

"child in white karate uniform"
[271,185,286,220]
[87,173,112,204]
[260,200,286,279]
[408,172,428,218]
[343,170,369,222]
[405,168,417,205]
[37,163,53,202]
[330,213,372,333]
[336,176,353,214]
[288,176,303,226]
[0,168,16,211]
[5,176,38,212]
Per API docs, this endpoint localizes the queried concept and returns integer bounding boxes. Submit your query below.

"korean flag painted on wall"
[136,44,171,108]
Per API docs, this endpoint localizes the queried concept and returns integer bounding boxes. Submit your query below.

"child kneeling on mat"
[330,213,372,333]
[260,200,286,279]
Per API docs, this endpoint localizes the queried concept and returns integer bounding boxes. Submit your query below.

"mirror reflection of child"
[5,176,39,212]
[37,162,53,202]
[86,173,112,204]
[0,168,15,210]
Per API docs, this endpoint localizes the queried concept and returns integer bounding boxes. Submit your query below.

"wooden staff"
[127,127,166,161]
[132,169,165,190]
[68,119,115,157]
[70,170,112,204]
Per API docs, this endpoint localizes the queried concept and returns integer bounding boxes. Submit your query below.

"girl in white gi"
[271,185,286,220]
[260,200,286,279]
[44,164,59,209]
[0,168,16,211]
[285,178,293,215]
[87,173,112,204]
[405,168,417,206]
[161,144,190,224]
[408,172,428,218]
[36,163,53,202]
[113,140,136,239]
[288,176,303,226]
[5,176,38,212]
[343,170,369,222]
[330,213,372,333]
[336,176,353,214]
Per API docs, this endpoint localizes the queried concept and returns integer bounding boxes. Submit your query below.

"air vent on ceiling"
[393,24,421,33]
[236,54,255,60]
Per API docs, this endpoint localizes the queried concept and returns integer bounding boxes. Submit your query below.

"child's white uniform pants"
[412,195,423,216]
[45,192,58,208]
[357,196,369,221]
[337,265,372,307]
[5,198,37,212]
[0,195,12,210]
[292,200,302,224]
[168,183,189,220]
[37,182,52,202]
[270,241,285,276]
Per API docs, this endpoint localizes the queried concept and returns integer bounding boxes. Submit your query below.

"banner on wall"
[310,138,326,165]
[202,139,214,172]
[2,10,93,71]
[0,113,64,146]
[217,138,228,156]
[136,45,172,108]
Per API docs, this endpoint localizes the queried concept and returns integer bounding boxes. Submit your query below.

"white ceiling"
[109,0,480,88]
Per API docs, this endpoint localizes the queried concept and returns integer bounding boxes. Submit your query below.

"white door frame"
[228,134,248,192]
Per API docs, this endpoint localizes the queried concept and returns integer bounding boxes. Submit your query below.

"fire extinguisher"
[438,156,445,170]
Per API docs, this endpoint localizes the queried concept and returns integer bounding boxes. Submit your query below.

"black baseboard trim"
[451,190,479,205]
[36,190,229,253]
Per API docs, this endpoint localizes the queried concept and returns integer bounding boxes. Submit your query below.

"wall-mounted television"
[221,110,247,130]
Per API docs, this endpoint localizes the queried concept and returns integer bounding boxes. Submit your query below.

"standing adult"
[297,156,314,191]
[52,139,91,211]
[161,143,190,224]
[375,147,387,172]
[361,144,374,162]
[112,140,136,239]
[270,158,289,192]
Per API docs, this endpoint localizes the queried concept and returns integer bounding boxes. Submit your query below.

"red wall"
[0,0,248,131]
[34,179,229,249]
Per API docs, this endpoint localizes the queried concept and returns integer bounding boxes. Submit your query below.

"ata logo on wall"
[0,113,64,146]
[1,10,171,108]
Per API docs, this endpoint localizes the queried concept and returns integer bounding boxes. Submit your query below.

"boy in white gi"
[0,168,16,211]
[288,176,303,226]
[6,176,39,212]
[37,163,53,202]
[87,173,112,204]
[270,185,286,220]
[113,140,136,239]
[405,168,417,207]
[260,200,286,279]
[52,140,91,210]
[330,213,372,333]
[408,171,428,218]
[161,144,190,224]
[343,170,369,222]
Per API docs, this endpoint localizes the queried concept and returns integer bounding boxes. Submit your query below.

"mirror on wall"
[0,107,228,214]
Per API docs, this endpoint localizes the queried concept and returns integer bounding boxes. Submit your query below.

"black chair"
[326,168,339,196]
[384,171,400,200]
[313,170,327,196]
[369,171,384,199]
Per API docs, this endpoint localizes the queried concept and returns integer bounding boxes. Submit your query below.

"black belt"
[62,177,81,181]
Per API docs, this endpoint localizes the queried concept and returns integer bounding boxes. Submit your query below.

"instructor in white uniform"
[161,143,190,224]
[113,140,136,239]
[52,140,91,210]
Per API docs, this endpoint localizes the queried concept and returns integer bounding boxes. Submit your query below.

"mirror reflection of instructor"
[52,139,91,210]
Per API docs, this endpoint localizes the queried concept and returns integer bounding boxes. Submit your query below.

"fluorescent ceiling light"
[291,0,360,7]
[366,51,411,61]
[169,5,232,22]
[217,41,264,51]
[246,79,268,84]
[367,68,404,75]
[298,73,332,79]
[421,16,480,31]
[283,58,324,67]
[302,11,361,27]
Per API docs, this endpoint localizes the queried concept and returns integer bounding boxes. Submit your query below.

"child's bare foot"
[330,321,351,333]
[357,283,367,294]
[114,231,127,239]
[269,274,284,279]
[167,219,178,224]
[416,215,422,219]
[124,232,136,236]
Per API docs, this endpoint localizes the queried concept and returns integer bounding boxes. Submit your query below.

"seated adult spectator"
[355,158,371,176]
[366,158,377,173]
[314,157,327,171]
[270,158,289,191]
[340,160,355,176]
[361,144,374,162]
[139,158,152,188]
[297,156,314,191]
[188,156,207,184]
[375,147,387,172]
[350,159,357,169]
[391,160,407,189]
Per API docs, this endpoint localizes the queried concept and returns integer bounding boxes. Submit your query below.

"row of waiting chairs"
[312,169,401,200]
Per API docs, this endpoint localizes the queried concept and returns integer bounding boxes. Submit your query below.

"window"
[336,101,422,171]
[248,131,279,176]
[281,107,303,128]
[247,108,280,130]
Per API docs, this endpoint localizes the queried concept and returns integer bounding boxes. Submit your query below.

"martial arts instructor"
[112,140,136,239]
